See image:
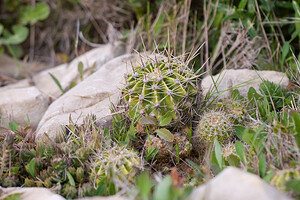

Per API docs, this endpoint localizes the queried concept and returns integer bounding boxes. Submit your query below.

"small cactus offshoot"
[195,110,233,144]
[90,145,142,187]
[122,53,202,124]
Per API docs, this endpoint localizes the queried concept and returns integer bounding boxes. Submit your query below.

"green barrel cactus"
[195,110,233,144]
[89,146,142,186]
[122,54,202,124]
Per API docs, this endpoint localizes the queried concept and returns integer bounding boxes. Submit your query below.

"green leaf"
[235,141,246,165]
[127,122,136,137]
[286,179,300,193]
[136,171,152,200]
[292,111,300,148]
[281,42,290,65]
[154,128,174,142]
[227,155,240,167]
[153,13,165,36]
[20,3,50,25]
[0,25,28,45]
[25,158,36,178]
[247,0,256,14]
[238,0,248,9]
[153,175,172,200]
[248,87,261,104]
[139,116,157,125]
[3,193,22,200]
[186,159,205,176]
[293,1,300,33]
[259,153,266,177]
[0,24,3,35]
[158,112,172,126]
[49,72,65,94]
[214,139,224,169]
[9,121,19,132]
[66,171,76,186]
[78,61,84,81]
[0,47,4,56]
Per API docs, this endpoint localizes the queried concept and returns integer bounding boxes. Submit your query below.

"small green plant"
[0,2,50,58]
[248,80,298,122]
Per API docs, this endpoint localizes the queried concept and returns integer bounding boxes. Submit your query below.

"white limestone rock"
[0,86,50,129]
[201,69,289,98]
[189,167,292,200]
[33,42,125,100]
[0,187,65,200]
[36,53,137,140]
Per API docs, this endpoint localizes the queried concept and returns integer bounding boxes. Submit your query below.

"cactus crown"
[123,53,202,124]
[89,145,142,186]
[196,110,233,143]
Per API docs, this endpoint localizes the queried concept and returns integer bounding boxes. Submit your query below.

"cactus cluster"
[89,145,142,186]
[0,117,124,199]
[195,110,234,144]
[122,53,202,124]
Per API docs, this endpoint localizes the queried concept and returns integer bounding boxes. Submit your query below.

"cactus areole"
[123,55,202,124]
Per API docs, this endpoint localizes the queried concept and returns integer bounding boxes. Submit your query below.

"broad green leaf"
[248,87,261,104]
[25,158,36,178]
[281,42,290,65]
[158,112,172,126]
[214,139,223,169]
[155,128,174,142]
[247,0,256,14]
[20,3,50,25]
[78,61,84,81]
[234,125,246,140]
[235,141,246,165]
[153,175,172,200]
[139,116,157,125]
[8,44,23,59]
[66,171,76,186]
[238,0,248,9]
[259,153,266,177]
[49,72,65,94]
[0,25,28,45]
[136,171,152,200]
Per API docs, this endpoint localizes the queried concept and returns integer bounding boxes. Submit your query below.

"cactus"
[195,110,234,144]
[89,146,142,186]
[270,167,300,198]
[122,53,202,124]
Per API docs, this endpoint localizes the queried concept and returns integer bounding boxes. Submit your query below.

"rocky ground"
[0,44,296,200]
